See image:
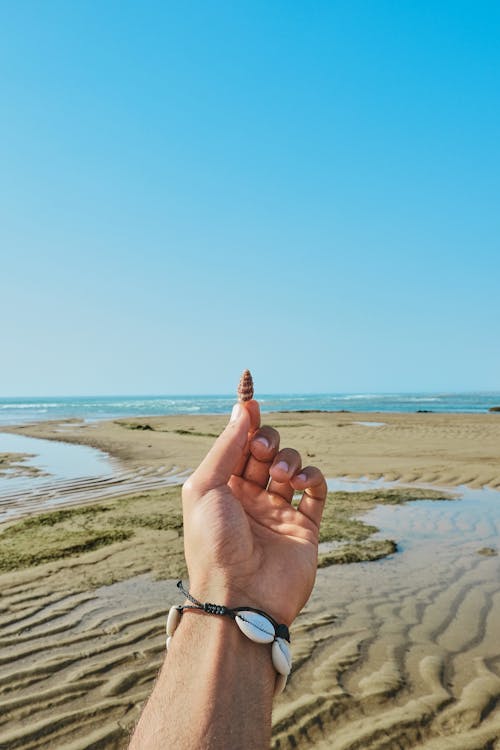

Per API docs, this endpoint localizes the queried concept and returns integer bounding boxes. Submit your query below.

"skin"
[129,398,327,749]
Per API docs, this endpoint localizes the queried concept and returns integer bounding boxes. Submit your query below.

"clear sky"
[1,1,499,396]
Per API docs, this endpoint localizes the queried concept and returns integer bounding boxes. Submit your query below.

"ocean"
[1,391,499,426]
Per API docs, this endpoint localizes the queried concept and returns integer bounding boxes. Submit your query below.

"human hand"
[181,399,327,626]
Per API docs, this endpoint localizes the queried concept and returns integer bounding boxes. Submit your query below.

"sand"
[0,411,499,749]
[4,410,500,489]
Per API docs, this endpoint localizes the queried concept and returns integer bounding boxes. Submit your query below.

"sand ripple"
[0,488,499,748]
[0,575,177,749]
[271,494,500,749]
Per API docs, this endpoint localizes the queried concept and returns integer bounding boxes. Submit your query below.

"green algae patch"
[13,504,113,528]
[115,420,218,438]
[0,487,185,576]
[171,429,219,438]
[0,528,134,571]
[317,487,455,567]
[0,484,456,577]
[318,539,397,567]
[115,421,155,430]
[477,547,497,556]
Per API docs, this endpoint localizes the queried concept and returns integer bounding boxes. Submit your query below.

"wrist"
[186,576,294,627]
[169,606,276,695]
[147,600,275,749]
[170,580,293,697]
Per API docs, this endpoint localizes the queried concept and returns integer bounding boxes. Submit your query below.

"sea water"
[0,391,499,426]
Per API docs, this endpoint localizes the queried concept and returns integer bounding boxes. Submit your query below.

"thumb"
[186,403,251,495]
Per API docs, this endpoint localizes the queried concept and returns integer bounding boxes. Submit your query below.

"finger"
[245,399,261,432]
[232,399,262,476]
[292,466,327,528]
[267,448,302,502]
[184,402,251,497]
[242,426,280,488]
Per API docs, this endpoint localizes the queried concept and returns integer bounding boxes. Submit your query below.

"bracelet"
[165,581,292,696]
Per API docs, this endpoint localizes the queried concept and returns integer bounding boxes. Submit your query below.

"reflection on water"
[327,476,499,561]
[327,476,415,492]
[363,488,500,554]
[0,432,114,492]
[0,432,187,523]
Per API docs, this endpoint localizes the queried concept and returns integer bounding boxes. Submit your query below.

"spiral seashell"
[235,610,275,644]
[272,637,292,676]
[237,369,254,402]
[166,605,182,637]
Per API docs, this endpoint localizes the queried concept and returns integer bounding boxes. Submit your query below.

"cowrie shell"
[274,673,288,696]
[166,606,182,636]
[235,611,275,644]
[272,637,292,676]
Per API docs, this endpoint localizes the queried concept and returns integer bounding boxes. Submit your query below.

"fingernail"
[230,403,243,422]
[253,436,270,449]
[275,460,289,473]
[296,472,307,482]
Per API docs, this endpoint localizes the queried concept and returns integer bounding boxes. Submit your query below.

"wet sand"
[1,412,499,748]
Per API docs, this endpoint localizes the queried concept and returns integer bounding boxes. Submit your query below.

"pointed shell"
[272,637,292,676]
[274,673,288,696]
[237,369,254,402]
[166,636,172,651]
[166,606,182,636]
[235,611,275,644]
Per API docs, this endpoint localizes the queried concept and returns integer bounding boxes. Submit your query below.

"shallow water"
[364,486,500,555]
[0,432,114,488]
[327,477,499,557]
[327,475,425,492]
[0,432,185,522]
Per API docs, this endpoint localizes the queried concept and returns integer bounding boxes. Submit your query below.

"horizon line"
[2,389,500,400]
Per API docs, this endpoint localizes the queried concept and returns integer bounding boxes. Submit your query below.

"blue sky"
[1,1,499,396]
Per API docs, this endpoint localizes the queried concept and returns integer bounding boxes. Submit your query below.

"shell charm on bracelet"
[166,582,293,696]
[274,673,288,696]
[235,611,275,644]
[272,637,292,676]
[237,369,254,402]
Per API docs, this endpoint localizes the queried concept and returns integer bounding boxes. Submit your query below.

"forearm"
[129,393,326,748]
[129,610,276,750]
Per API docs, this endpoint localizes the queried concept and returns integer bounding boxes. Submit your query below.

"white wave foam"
[0,403,60,409]
[338,394,381,400]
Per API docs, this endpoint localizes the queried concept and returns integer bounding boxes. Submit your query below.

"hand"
[181,399,327,626]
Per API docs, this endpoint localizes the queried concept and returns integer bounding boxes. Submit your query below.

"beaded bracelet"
[166,581,292,696]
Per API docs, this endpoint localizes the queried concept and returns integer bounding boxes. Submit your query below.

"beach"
[1,411,499,748]
[3,410,500,496]
[5,0,500,745]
